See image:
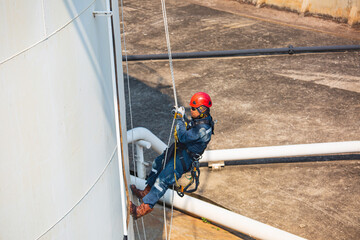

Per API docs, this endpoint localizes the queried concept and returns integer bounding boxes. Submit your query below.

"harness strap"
[182,161,200,193]
[175,160,200,197]
[161,143,175,170]
[178,154,187,172]
[172,141,202,197]
[173,117,215,197]
[187,117,215,134]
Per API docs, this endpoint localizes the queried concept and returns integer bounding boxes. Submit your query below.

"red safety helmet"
[190,92,212,108]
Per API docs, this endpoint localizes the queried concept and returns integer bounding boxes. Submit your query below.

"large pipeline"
[130,176,306,240]
[123,45,360,61]
[199,154,360,168]
[200,141,360,162]
[127,127,360,166]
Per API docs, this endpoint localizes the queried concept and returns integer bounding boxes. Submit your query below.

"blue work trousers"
[142,149,192,208]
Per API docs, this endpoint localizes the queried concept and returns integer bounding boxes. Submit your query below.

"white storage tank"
[0,0,132,239]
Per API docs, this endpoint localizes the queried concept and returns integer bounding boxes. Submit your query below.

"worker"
[129,92,214,219]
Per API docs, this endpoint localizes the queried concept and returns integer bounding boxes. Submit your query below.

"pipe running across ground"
[127,127,360,165]
[123,45,360,61]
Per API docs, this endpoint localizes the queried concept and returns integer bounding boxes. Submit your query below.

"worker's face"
[190,106,200,118]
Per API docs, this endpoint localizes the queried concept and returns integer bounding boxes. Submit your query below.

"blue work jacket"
[175,115,213,155]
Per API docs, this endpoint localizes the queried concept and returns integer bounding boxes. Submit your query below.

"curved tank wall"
[0,0,131,239]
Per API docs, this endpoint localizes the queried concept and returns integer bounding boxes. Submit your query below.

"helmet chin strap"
[194,106,209,119]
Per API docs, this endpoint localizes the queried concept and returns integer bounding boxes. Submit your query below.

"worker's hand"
[175,106,185,119]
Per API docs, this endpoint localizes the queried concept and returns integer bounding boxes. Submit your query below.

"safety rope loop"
[182,161,200,194]
[176,188,185,198]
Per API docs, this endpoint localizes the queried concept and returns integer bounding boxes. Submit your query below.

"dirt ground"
[120,0,360,239]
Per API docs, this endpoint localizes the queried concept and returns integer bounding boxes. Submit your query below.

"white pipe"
[135,140,151,179]
[137,140,151,149]
[130,176,306,240]
[105,1,128,236]
[135,144,146,179]
[127,127,167,154]
[200,141,360,163]
[126,128,359,162]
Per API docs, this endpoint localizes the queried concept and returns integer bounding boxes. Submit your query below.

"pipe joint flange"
[288,45,295,55]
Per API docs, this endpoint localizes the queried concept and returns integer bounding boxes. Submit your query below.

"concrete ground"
[120,0,360,239]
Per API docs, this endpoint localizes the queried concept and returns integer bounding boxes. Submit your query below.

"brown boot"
[130,184,151,200]
[129,201,153,219]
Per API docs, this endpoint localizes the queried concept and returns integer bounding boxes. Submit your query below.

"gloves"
[175,106,185,119]
[177,106,185,116]
[171,106,185,119]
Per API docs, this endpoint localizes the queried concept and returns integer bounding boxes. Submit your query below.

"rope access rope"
[161,117,176,240]
[119,0,147,239]
[121,1,179,239]
[161,0,178,109]
[160,0,179,239]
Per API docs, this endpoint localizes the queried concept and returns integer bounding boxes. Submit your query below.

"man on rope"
[129,92,214,219]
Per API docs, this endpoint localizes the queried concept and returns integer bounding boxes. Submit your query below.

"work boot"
[130,184,151,200]
[129,201,153,219]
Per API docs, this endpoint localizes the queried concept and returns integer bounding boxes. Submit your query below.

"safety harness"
[172,117,214,197]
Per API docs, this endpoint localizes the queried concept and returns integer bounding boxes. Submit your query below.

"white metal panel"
[42,0,100,35]
[38,152,123,240]
[0,0,128,239]
[0,0,45,63]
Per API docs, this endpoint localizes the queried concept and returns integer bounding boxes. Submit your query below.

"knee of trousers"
[151,154,165,171]
[154,175,174,191]
[143,178,169,207]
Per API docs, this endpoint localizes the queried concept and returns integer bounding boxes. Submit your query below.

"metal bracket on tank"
[93,11,113,17]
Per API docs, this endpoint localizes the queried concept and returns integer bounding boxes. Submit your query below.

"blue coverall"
[142,115,213,208]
